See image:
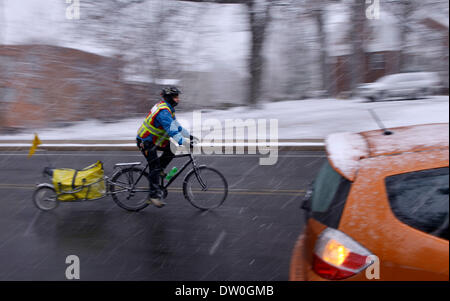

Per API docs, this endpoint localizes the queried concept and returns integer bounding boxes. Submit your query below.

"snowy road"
[0,150,325,280]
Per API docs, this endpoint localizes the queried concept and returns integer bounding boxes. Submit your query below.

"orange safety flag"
[28,133,42,158]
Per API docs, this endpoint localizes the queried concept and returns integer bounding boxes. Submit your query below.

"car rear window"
[385,167,449,240]
[310,160,352,228]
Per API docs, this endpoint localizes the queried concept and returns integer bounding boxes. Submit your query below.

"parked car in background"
[290,123,449,281]
[357,72,442,101]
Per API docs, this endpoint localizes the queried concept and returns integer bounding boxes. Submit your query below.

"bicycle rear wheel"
[33,185,58,211]
[183,166,228,210]
[109,166,150,212]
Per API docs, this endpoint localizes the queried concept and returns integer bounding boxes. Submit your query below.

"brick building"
[419,14,449,93]
[0,44,159,132]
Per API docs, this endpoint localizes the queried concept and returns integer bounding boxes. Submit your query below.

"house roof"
[413,10,449,30]
[0,44,114,60]
[325,123,449,181]
[123,73,180,85]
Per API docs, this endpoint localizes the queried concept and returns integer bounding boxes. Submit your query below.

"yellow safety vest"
[137,101,174,147]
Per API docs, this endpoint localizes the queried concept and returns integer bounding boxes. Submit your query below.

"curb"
[0,140,326,152]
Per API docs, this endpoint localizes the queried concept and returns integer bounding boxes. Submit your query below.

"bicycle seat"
[114,162,141,167]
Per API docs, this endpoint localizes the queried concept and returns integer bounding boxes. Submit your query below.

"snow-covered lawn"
[0,96,448,141]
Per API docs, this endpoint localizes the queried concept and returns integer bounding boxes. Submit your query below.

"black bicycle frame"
[130,153,198,190]
[162,153,193,189]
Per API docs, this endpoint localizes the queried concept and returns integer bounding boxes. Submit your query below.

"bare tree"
[264,1,317,99]
[180,0,273,105]
[147,0,169,81]
[314,6,328,94]
[76,1,201,80]
[75,1,147,54]
[385,0,424,72]
[74,0,275,105]
[398,1,416,71]
[301,0,339,96]
[349,0,366,91]
[247,0,272,105]
[0,0,4,45]
[0,0,4,128]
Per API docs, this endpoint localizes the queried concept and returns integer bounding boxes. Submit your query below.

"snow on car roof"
[325,123,449,181]
[362,123,449,157]
[326,132,369,181]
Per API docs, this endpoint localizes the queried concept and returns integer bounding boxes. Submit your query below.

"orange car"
[290,123,449,281]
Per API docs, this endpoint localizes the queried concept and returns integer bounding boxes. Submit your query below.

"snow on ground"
[0,96,448,141]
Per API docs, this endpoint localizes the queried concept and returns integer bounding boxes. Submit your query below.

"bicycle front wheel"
[109,166,150,212]
[183,166,228,210]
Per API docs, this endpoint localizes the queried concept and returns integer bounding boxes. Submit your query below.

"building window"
[370,53,385,70]
[29,88,43,104]
[0,87,16,103]
[0,55,16,76]
[26,54,42,73]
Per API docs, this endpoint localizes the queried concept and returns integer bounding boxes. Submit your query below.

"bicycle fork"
[192,158,208,191]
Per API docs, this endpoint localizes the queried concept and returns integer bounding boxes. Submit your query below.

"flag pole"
[28,133,53,168]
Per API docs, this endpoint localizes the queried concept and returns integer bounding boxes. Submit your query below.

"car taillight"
[313,228,374,280]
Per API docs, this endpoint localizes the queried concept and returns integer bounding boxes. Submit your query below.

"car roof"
[380,72,436,79]
[325,123,449,181]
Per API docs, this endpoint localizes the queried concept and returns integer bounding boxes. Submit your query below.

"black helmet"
[161,86,181,107]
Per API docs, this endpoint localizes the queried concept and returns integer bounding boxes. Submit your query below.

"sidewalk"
[0,139,325,152]
[0,96,447,152]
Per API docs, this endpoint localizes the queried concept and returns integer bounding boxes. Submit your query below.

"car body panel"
[357,72,442,100]
[339,150,449,280]
[290,123,449,281]
[324,123,449,181]
[360,123,449,157]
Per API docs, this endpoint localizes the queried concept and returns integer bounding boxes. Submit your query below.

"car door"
[387,74,409,97]
[396,74,417,97]
[339,149,449,280]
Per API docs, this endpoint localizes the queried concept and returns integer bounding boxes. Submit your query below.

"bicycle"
[33,143,228,212]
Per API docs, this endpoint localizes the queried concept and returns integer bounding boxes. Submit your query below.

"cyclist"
[136,87,197,208]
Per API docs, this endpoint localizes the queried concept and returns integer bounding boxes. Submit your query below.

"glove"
[181,138,191,148]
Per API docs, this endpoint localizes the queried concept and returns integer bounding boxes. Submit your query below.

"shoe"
[146,197,166,208]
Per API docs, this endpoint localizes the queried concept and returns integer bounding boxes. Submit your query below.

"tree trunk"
[315,8,328,95]
[247,1,271,105]
[179,0,272,105]
[399,0,413,72]
[0,0,5,44]
[350,0,366,91]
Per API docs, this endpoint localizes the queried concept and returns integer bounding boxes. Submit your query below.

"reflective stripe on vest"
[137,102,174,146]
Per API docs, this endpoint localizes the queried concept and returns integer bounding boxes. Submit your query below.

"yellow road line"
[0,183,304,196]
[0,184,36,189]
[185,190,304,196]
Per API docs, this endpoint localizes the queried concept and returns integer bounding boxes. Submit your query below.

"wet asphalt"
[0,150,325,280]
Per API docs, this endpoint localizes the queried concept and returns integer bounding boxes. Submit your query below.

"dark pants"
[137,138,175,198]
